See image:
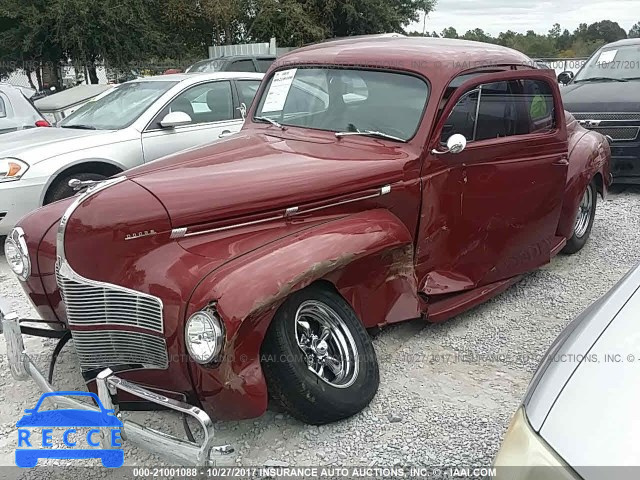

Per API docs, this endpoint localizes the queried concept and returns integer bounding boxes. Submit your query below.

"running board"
[426,275,523,323]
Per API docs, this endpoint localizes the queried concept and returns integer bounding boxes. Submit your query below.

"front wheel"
[262,284,379,425]
[562,181,597,254]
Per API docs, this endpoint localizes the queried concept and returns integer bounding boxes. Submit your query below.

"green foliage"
[0,0,632,87]
[422,20,629,58]
[629,22,640,38]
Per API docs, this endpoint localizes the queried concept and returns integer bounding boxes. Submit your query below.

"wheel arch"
[41,159,125,205]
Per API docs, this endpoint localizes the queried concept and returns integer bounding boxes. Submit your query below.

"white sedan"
[0,72,263,235]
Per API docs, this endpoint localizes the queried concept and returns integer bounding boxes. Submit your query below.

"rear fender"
[557,129,611,239]
[186,209,420,419]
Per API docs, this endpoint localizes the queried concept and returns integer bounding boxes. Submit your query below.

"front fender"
[186,209,420,420]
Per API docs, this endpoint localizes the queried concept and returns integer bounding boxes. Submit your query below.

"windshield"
[254,68,429,141]
[573,44,640,82]
[59,81,177,130]
[188,60,223,73]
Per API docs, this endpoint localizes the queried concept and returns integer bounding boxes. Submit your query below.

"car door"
[141,80,242,162]
[416,70,568,295]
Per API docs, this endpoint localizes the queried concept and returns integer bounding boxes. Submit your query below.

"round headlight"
[185,310,224,364]
[4,227,31,281]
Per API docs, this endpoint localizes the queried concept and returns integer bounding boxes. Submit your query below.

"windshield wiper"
[574,77,628,83]
[60,124,97,130]
[621,76,640,81]
[254,116,285,130]
[335,130,406,143]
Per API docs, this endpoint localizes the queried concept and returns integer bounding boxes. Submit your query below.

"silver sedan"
[0,84,48,135]
[0,72,263,235]
[495,261,640,479]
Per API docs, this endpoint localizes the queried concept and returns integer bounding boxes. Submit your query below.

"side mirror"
[446,134,467,154]
[558,71,574,85]
[160,111,192,128]
[432,134,467,155]
[237,102,247,120]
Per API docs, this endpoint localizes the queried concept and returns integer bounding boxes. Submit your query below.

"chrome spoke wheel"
[294,300,359,388]
[574,187,593,239]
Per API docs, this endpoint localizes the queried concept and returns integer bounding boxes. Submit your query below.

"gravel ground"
[1,185,639,477]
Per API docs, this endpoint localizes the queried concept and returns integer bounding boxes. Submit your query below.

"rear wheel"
[44,172,107,204]
[262,284,379,424]
[562,181,597,254]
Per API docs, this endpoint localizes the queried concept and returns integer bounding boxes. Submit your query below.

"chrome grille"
[573,112,640,121]
[72,330,168,370]
[589,126,640,141]
[57,265,164,333]
[56,260,168,372]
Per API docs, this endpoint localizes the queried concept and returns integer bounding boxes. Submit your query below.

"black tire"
[44,172,107,204]
[262,284,379,425]
[562,181,597,254]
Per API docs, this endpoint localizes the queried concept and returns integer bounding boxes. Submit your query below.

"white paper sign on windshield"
[261,68,297,113]
[596,50,617,64]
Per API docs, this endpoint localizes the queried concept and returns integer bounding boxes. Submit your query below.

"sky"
[408,0,640,37]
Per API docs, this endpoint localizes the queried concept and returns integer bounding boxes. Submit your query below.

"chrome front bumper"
[0,300,233,466]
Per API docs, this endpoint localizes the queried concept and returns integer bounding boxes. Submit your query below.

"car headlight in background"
[493,407,580,480]
[0,158,30,182]
[185,309,224,364]
[4,227,31,281]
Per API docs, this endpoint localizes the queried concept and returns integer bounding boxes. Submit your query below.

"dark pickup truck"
[559,38,640,184]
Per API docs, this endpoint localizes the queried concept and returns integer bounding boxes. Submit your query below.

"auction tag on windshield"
[261,68,297,113]
[596,50,617,64]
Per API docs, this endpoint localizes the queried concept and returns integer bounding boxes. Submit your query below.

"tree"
[440,27,458,38]
[462,28,494,44]
[630,22,640,38]
[51,0,164,83]
[585,20,626,44]
[0,0,63,89]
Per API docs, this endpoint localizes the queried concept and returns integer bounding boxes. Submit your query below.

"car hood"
[126,129,412,228]
[561,81,640,113]
[534,263,640,473]
[0,127,119,165]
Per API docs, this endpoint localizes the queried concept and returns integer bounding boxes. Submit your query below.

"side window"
[521,79,555,134]
[229,60,256,72]
[236,80,262,108]
[0,95,7,118]
[151,81,233,129]
[441,89,479,143]
[256,59,275,73]
[442,79,556,143]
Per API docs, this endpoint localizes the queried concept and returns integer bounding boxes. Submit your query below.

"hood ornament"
[68,178,103,191]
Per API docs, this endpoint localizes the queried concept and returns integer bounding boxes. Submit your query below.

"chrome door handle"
[219,130,233,138]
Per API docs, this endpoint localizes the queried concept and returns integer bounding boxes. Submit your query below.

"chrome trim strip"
[180,185,392,238]
[170,227,187,239]
[183,213,285,237]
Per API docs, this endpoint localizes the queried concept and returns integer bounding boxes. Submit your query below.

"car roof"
[275,36,534,86]
[34,84,114,110]
[130,72,264,83]
[197,55,277,62]
[601,38,640,48]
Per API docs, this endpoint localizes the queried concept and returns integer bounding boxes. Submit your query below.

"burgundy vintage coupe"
[2,36,611,465]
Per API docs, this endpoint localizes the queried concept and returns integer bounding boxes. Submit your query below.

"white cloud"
[409,0,640,36]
